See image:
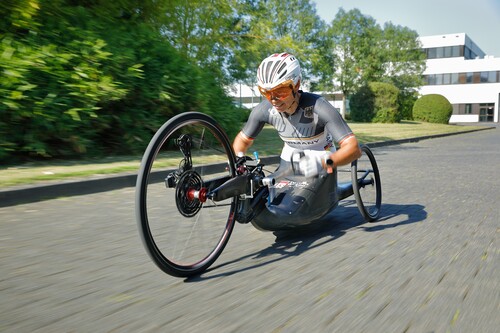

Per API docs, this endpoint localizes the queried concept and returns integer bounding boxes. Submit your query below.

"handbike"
[135,112,382,277]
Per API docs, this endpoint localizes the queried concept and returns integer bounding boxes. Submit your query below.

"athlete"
[233,53,362,178]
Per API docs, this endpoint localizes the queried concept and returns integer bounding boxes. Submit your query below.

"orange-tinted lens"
[259,83,293,101]
[269,87,292,100]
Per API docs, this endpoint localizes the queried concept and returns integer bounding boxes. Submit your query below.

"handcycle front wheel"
[136,112,237,277]
[351,145,382,222]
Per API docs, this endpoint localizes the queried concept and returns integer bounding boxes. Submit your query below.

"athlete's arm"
[232,100,270,155]
[324,134,362,171]
[314,98,362,170]
[233,131,254,155]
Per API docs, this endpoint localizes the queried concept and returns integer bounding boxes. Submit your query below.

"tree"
[378,22,426,91]
[159,0,243,84]
[327,8,382,118]
[378,23,426,120]
[227,0,327,87]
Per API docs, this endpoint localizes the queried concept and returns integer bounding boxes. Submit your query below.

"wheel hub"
[175,170,205,217]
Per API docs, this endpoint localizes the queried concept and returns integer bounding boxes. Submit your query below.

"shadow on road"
[185,202,427,282]
[360,202,427,232]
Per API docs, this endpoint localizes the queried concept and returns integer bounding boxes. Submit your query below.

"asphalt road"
[1,128,499,332]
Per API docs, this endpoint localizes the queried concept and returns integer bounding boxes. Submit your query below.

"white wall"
[449,114,479,123]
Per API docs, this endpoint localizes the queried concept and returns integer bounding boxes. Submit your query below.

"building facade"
[419,33,500,123]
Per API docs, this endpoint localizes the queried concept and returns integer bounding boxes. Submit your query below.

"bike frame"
[165,137,373,229]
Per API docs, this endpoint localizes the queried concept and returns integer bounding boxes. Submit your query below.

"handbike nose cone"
[261,177,275,187]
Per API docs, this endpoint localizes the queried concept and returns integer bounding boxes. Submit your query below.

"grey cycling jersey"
[241,91,353,159]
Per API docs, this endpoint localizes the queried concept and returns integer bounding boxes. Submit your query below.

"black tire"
[352,145,382,222]
[136,112,237,277]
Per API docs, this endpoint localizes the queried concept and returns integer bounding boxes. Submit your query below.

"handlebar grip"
[325,158,334,174]
[261,177,275,187]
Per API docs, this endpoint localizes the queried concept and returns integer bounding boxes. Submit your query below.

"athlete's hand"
[298,152,330,178]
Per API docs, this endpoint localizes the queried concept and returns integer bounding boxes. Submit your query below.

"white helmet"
[257,53,301,90]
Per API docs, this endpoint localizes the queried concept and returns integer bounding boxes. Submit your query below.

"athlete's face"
[270,88,296,113]
[259,81,300,114]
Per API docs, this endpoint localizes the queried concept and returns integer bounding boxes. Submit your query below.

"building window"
[463,46,479,59]
[436,74,443,85]
[424,46,466,59]
[459,73,466,84]
[443,73,451,84]
[465,104,472,114]
[426,74,435,85]
[488,71,497,83]
[427,48,436,59]
[473,72,481,83]
[480,72,489,83]
[424,71,500,85]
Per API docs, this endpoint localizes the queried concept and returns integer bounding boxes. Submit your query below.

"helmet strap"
[286,90,300,113]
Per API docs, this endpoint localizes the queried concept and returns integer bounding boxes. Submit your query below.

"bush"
[413,94,453,124]
[0,2,242,163]
[349,85,374,122]
[398,91,418,120]
[350,82,400,123]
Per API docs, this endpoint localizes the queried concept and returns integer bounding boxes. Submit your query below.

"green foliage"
[328,8,381,98]
[0,0,241,163]
[413,94,453,124]
[371,82,400,123]
[350,82,400,123]
[349,85,375,122]
[227,0,328,86]
[398,91,418,120]
[378,22,426,91]
[0,30,126,159]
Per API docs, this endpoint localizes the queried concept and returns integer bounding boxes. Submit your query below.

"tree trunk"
[341,94,347,119]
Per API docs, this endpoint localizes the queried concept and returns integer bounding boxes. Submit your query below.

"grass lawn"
[0,121,486,188]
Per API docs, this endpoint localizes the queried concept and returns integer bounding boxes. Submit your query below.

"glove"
[297,152,330,178]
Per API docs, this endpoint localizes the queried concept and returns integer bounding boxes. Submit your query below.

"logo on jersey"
[282,137,320,146]
[303,106,314,118]
[323,133,333,150]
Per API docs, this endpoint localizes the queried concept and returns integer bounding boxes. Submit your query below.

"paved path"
[1,128,499,332]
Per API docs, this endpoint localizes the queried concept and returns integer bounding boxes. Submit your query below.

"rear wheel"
[136,112,237,277]
[352,145,382,222]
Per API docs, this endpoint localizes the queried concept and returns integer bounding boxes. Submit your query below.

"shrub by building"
[413,94,453,124]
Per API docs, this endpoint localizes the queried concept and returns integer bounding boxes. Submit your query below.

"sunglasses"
[258,80,295,101]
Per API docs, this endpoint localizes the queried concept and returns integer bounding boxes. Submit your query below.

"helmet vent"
[277,62,287,79]
[264,61,274,83]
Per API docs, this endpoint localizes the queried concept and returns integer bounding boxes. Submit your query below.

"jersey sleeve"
[240,100,271,139]
[315,97,353,143]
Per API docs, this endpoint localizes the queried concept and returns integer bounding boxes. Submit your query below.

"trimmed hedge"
[413,94,452,124]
